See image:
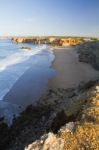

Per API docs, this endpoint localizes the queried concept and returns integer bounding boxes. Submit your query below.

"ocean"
[0,39,55,124]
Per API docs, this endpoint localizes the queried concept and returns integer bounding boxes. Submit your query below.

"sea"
[0,39,55,124]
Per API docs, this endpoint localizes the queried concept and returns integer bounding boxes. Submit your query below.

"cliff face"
[12,37,38,44]
[12,37,81,46]
[61,38,80,46]
[0,80,99,150]
[25,83,99,150]
[77,41,99,70]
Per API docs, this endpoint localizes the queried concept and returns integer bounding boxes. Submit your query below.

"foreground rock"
[25,133,64,150]
[25,83,99,150]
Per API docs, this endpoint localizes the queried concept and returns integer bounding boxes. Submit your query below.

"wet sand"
[49,47,99,90]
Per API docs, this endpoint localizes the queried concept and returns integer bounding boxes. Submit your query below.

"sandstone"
[12,37,81,47]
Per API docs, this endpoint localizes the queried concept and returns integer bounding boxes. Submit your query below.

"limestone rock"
[25,133,64,150]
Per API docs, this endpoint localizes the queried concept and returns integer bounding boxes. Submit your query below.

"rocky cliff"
[12,37,39,44]
[77,41,99,70]
[12,37,81,46]
[0,80,99,150]
[25,83,99,150]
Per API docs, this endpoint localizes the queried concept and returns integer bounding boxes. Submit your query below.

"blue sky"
[0,0,99,37]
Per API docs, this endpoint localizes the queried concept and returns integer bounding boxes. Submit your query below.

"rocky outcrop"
[25,83,99,150]
[12,37,81,46]
[12,37,24,43]
[12,37,50,44]
[21,47,32,50]
[77,41,99,70]
[0,80,99,150]
[12,37,38,44]
[51,38,80,47]
[61,38,80,46]
[25,132,64,150]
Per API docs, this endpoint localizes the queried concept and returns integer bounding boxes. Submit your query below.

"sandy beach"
[49,47,99,90]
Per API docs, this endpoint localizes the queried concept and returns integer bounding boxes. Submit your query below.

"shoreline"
[1,45,99,124]
[48,46,99,91]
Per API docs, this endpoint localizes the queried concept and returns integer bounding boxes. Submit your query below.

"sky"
[0,0,99,37]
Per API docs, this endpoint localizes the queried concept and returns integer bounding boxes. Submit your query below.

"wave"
[0,45,47,72]
[0,44,54,101]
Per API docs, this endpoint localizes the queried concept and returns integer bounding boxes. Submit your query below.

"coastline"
[1,45,99,124]
[0,43,99,150]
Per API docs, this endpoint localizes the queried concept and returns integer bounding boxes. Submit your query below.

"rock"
[25,133,64,150]
[1,80,99,150]
[43,133,64,150]
[59,122,75,133]
[21,47,32,50]
[96,86,99,92]
[77,41,99,70]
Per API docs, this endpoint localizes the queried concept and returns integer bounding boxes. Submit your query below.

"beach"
[49,46,99,90]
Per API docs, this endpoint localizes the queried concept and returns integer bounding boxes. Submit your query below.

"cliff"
[25,83,99,150]
[12,37,38,44]
[0,80,99,150]
[12,37,81,46]
[77,41,99,70]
